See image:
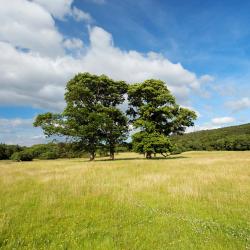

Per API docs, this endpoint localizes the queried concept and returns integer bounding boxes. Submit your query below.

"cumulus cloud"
[181,106,201,118]
[186,116,235,133]
[0,0,92,56]
[0,25,212,111]
[0,117,46,146]
[32,0,92,22]
[71,6,93,22]
[63,38,84,50]
[226,97,250,112]
[0,0,212,120]
[211,117,235,125]
[185,124,218,133]
[81,27,212,102]
[0,0,64,57]
[0,0,212,113]
[32,0,73,20]
[0,0,215,145]
[0,118,33,128]
[0,41,69,110]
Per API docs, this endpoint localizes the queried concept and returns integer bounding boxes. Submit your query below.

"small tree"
[127,79,197,158]
[34,73,128,160]
[132,131,173,158]
[11,150,34,161]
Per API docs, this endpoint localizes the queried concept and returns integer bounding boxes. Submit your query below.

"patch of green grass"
[0,151,249,249]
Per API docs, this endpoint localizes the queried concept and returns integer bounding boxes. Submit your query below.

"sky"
[0,0,250,145]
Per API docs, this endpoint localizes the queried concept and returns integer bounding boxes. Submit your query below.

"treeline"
[2,123,250,161]
[0,142,132,161]
[171,123,250,151]
[0,144,24,160]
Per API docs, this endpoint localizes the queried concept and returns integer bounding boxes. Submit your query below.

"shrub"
[11,150,34,161]
[38,151,58,160]
[0,144,24,160]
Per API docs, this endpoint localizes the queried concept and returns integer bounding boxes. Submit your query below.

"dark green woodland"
[171,123,250,152]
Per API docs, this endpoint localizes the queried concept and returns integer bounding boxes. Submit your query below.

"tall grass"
[0,151,249,249]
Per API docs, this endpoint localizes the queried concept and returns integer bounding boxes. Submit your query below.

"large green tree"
[34,73,128,160]
[127,79,197,158]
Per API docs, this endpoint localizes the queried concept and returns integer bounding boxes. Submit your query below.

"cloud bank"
[0,117,46,146]
[0,0,212,113]
[0,0,216,145]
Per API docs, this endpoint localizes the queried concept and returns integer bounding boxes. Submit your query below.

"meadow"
[0,151,249,250]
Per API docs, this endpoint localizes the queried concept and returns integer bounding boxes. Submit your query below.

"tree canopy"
[127,79,197,158]
[34,74,197,160]
[34,73,128,160]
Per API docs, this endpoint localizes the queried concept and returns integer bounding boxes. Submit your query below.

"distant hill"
[171,123,250,151]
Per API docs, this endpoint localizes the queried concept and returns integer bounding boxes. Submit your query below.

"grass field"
[0,151,249,249]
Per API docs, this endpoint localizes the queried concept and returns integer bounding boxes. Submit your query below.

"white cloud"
[0,117,47,146]
[199,74,214,83]
[0,41,69,110]
[32,0,73,20]
[0,118,33,127]
[0,0,212,145]
[71,6,93,22]
[181,106,201,118]
[0,0,92,57]
[185,116,236,133]
[82,27,212,102]
[211,117,235,125]
[226,97,250,112]
[63,38,84,50]
[185,124,219,133]
[186,116,235,133]
[32,0,93,22]
[0,25,212,111]
[0,0,64,57]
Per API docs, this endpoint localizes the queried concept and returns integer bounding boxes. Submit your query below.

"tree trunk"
[146,152,152,159]
[89,152,95,161]
[110,152,115,160]
[109,144,115,160]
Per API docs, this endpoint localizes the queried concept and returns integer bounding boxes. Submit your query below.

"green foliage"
[26,143,88,160]
[33,113,63,137]
[171,123,250,152]
[56,142,87,158]
[28,143,57,158]
[34,73,128,160]
[11,150,34,161]
[2,141,132,162]
[127,79,197,158]
[0,144,24,160]
[38,151,58,160]
[132,131,173,158]
[116,142,132,153]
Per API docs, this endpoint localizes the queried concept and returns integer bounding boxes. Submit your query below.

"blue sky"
[0,0,250,145]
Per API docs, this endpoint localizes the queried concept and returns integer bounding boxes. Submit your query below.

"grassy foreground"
[0,152,249,250]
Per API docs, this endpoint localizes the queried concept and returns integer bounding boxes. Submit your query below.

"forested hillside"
[171,123,250,151]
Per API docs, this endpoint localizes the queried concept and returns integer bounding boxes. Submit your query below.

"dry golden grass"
[0,151,249,249]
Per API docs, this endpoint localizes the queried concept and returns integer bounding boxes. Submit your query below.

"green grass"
[0,151,249,249]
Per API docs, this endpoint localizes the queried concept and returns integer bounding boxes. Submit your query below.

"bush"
[170,145,183,155]
[0,144,24,160]
[38,151,58,160]
[11,150,34,161]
